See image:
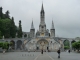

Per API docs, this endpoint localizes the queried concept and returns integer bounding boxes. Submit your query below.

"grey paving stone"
[0,52,80,60]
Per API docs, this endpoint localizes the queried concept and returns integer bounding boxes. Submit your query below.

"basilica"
[0,4,77,52]
[23,3,64,51]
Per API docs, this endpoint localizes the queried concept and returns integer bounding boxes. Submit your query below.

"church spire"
[51,20,54,29]
[31,20,34,29]
[41,3,44,13]
[41,3,44,11]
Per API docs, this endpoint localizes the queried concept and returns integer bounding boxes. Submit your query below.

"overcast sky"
[0,0,80,38]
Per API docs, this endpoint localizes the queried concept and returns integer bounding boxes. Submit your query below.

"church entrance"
[36,39,49,51]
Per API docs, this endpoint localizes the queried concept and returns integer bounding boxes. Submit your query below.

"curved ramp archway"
[10,40,15,49]
[71,40,76,50]
[17,40,22,50]
[63,40,70,46]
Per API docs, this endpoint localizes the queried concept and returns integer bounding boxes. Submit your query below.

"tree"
[0,31,2,39]
[10,17,16,38]
[3,19,11,38]
[0,17,17,38]
[0,42,3,47]
[0,18,11,38]
[64,46,69,50]
[0,7,3,19]
[72,41,80,51]
[17,20,22,38]
[0,8,11,38]
[0,42,9,50]
[5,10,10,19]
[0,7,19,38]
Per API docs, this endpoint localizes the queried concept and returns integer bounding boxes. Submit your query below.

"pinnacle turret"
[31,20,34,29]
[51,20,54,29]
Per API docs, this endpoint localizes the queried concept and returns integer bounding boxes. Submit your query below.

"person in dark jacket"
[68,49,70,53]
[57,49,60,58]
[41,50,43,54]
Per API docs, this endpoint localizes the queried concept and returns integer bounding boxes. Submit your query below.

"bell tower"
[39,3,46,34]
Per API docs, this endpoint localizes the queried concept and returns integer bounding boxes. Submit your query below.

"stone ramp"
[34,53,54,60]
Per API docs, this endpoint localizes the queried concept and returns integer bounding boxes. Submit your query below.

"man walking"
[41,50,43,54]
[57,49,60,58]
[68,49,70,53]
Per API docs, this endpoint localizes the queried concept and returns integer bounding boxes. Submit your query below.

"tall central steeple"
[40,3,45,24]
[39,3,46,32]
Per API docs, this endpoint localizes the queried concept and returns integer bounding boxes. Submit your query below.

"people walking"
[41,50,43,54]
[68,49,70,53]
[57,49,60,58]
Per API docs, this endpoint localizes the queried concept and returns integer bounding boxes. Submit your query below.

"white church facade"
[24,3,63,51]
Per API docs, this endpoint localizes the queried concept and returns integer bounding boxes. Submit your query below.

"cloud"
[0,0,80,38]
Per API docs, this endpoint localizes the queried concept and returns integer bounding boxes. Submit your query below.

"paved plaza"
[0,52,80,60]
